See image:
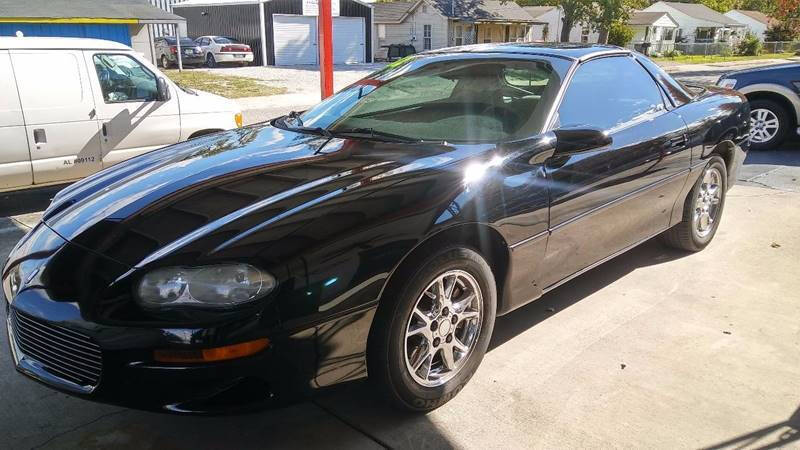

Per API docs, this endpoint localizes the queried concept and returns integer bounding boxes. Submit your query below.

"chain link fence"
[627,40,799,57]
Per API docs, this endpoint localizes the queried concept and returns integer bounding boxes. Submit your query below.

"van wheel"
[206,54,217,68]
[368,245,496,412]
[160,55,170,69]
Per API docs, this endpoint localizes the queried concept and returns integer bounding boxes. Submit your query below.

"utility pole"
[318,0,334,99]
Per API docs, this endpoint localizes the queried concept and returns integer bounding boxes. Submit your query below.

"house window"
[378,24,386,40]
[696,27,715,42]
[455,25,463,46]
[542,23,549,41]
[664,27,674,41]
[422,5,428,13]
[581,26,590,43]
[424,24,432,50]
[517,25,529,42]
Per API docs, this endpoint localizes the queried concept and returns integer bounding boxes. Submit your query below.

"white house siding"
[724,11,768,40]
[376,1,448,54]
[527,8,597,43]
[644,2,727,43]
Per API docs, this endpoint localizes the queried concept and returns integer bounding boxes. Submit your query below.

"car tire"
[749,99,789,151]
[661,156,727,252]
[206,53,217,68]
[160,55,170,69]
[368,245,496,413]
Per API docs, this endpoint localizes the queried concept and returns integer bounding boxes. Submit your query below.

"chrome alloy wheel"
[694,166,722,238]
[404,270,482,387]
[750,108,780,144]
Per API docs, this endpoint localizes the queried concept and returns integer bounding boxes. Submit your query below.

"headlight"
[718,78,737,89]
[2,266,22,303]
[136,264,275,309]
[235,112,243,128]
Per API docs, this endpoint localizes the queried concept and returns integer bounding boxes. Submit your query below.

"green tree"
[607,21,635,46]
[589,0,645,43]
[558,0,594,42]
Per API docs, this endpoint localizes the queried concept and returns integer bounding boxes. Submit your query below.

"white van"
[0,37,243,192]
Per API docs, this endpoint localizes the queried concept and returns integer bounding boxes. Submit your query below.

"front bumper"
[4,290,303,414]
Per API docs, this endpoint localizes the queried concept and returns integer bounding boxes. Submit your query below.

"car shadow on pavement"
[489,238,688,351]
[0,184,66,217]
[701,404,800,450]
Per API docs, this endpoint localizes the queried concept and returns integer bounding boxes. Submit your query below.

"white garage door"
[333,17,365,64]
[273,14,317,65]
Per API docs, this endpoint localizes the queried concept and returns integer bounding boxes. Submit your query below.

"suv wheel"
[749,99,789,150]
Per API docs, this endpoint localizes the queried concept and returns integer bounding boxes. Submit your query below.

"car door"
[197,37,211,60]
[540,55,690,288]
[84,51,180,167]
[0,50,33,191]
[10,49,103,185]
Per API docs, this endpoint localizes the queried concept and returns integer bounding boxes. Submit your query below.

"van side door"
[84,51,180,167]
[0,50,33,191]
[9,49,103,185]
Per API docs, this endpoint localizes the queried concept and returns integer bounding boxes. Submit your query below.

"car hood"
[177,87,240,114]
[43,124,485,270]
[723,62,799,78]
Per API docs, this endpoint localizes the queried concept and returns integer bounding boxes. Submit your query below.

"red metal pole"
[318,0,334,99]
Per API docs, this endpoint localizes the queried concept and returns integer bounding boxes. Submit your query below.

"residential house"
[522,5,599,43]
[724,10,776,41]
[643,1,745,44]
[627,11,679,55]
[372,0,540,60]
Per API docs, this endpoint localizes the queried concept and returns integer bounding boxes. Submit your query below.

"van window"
[93,54,158,103]
[13,52,86,110]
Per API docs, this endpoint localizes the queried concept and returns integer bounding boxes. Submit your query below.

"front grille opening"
[10,309,102,388]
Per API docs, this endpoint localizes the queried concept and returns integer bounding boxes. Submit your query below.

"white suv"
[0,37,243,192]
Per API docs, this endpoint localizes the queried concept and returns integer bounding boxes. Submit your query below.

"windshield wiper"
[332,127,421,143]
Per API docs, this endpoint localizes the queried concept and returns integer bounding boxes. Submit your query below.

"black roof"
[429,43,629,60]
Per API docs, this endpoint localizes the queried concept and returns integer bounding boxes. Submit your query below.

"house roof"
[522,6,558,20]
[373,1,419,23]
[728,9,776,26]
[431,0,539,23]
[658,2,743,26]
[0,0,185,22]
[628,11,676,26]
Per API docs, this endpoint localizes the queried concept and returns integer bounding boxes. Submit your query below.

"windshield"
[286,55,568,143]
[215,37,241,44]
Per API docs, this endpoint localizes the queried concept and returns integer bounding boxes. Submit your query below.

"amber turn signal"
[235,112,243,128]
[154,338,269,363]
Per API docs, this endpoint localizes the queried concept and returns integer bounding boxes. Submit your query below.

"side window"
[92,54,158,103]
[557,56,664,131]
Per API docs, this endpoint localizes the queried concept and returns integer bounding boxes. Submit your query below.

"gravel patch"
[196,63,386,96]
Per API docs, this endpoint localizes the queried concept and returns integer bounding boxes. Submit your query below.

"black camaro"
[2,44,748,414]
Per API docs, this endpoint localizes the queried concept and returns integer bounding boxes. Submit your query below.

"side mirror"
[552,127,612,155]
[156,77,171,102]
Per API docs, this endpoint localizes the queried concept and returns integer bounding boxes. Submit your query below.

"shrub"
[608,22,634,47]
[736,33,762,56]
[718,45,733,57]
[664,49,683,58]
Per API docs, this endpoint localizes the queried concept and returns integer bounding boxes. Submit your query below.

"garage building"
[173,0,373,66]
[0,0,186,65]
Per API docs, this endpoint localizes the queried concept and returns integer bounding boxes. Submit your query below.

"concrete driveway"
[0,146,798,448]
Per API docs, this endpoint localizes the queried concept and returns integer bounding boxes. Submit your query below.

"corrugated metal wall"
[175,3,264,66]
[0,23,132,45]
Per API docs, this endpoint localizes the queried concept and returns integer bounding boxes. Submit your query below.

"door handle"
[666,134,687,150]
[102,123,108,138]
[33,128,46,145]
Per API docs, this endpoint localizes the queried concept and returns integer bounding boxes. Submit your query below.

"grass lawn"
[164,70,286,98]
[652,52,796,64]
